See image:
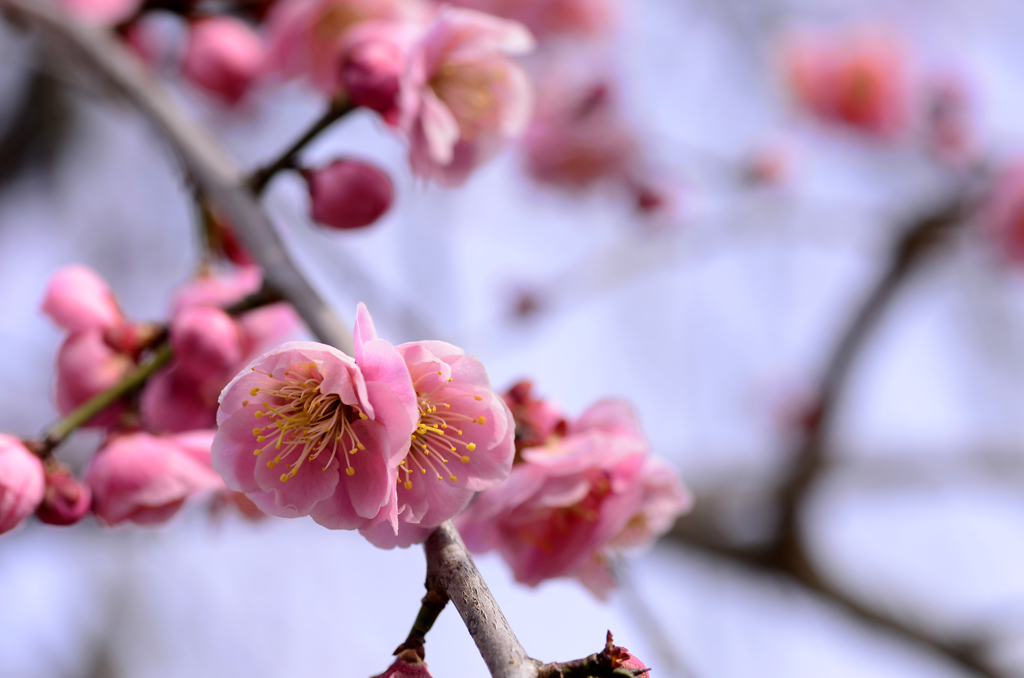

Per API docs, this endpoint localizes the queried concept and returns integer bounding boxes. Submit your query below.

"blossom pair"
[457,382,691,597]
[213,304,515,547]
[269,0,535,186]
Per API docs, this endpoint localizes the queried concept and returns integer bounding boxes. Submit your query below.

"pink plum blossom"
[58,0,142,25]
[37,466,92,526]
[0,434,46,536]
[211,304,417,532]
[784,28,909,138]
[142,267,300,433]
[267,0,428,93]
[983,161,1024,266]
[55,331,134,427]
[400,7,535,186]
[86,431,224,526]
[171,306,245,380]
[448,0,612,40]
[360,330,515,548]
[457,398,689,597]
[502,380,566,455]
[41,264,124,335]
[181,16,267,105]
[305,158,394,230]
[339,20,418,123]
[373,650,434,678]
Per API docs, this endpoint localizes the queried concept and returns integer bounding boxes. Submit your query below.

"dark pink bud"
[181,17,266,105]
[341,39,404,122]
[373,650,434,678]
[170,306,244,379]
[41,265,123,334]
[305,159,394,230]
[37,468,92,526]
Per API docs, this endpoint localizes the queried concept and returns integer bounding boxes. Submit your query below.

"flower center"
[430,62,506,142]
[246,362,367,483]
[400,378,487,489]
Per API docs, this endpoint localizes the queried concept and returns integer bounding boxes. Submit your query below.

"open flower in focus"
[784,28,909,138]
[361,330,515,548]
[86,431,224,526]
[212,304,417,531]
[457,398,690,597]
[400,7,535,186]
[267,0,427,93]
[0,434,46,536]
[182,16,267,105]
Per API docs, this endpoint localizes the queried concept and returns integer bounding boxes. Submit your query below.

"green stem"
[41,342,174,453]
[248,93,355,195]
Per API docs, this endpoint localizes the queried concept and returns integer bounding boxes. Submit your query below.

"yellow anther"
[252,428,261,436]
[357,443,365,451]
[267,461,276,469]
[423,447,430,454]
[438,370,443,375]
[467,443,476,451]
[255,411,264,419]
[474,396,483,401]
[460,456,470,463]
[404,481,413,490]
[358,412,368,420]
[447,378,452,382]
[242,400,250,406]
[349,447,358,454]
[280,473,289,483]
[254,449,263,456]
[257,436,266,443]
[477,416,486,424]
[449,476,457,482]
[346,467,355,476]
[250,387,260,396]
[445,404,450,409]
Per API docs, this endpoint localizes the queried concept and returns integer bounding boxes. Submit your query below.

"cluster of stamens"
[400,365,488,490]
[241,362,366,484]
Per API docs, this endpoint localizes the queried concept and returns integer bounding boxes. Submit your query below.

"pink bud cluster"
[212,304,515,548]
[0,263,303,536]
[456,381,692,598]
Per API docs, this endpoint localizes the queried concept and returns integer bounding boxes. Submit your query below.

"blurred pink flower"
[400,7,535,186]
[924,76,976,166]
[55,332,134,427]
[339,20,418,123]
[267,0,427,93]
[448,0,611,40]
[87,431,224,526]
[181,16,267,104]
[305,158,394,230]
[143,267,301,434]
[37,466,92,526]
[212,304,417,532]
[502,380,566,455]
[373,650,434,678]
[58,0,142,25]
[983,161,1024,266]
[785,29,909,138]
[361,332,515,548]
[41,264,124,335]
[171,306,245,380]
[457,399,689,597]
[0,434,45,536]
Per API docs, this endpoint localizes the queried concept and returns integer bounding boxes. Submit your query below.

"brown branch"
[669,190,1000,677]
[0,0,354,355]
[424,522,539,678]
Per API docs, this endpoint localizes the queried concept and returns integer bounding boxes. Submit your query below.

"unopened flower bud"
[372,650,434,678]
[0,434,45,536]
[181,17,266,104]
[171,306,244,379]
[305,159,394,230]
[55,332,134,427]
[37,467,92,526]
[41,265,123,334]
[340,28,406,123]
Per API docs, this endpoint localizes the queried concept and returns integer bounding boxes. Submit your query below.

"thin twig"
[0,0,354,355]
[248,94,354,195]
